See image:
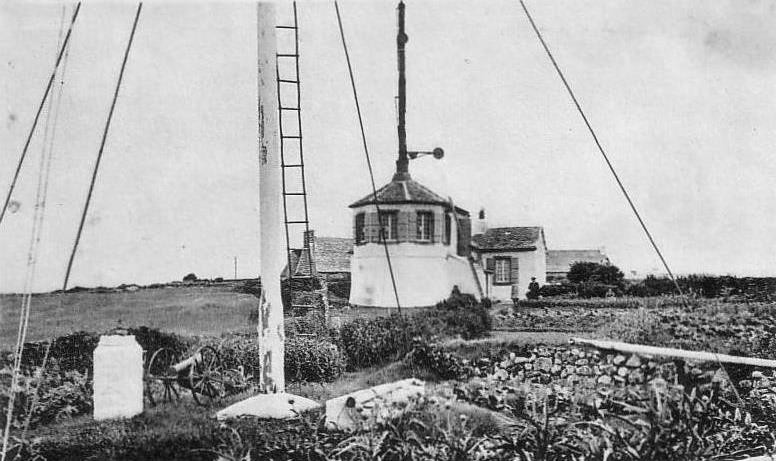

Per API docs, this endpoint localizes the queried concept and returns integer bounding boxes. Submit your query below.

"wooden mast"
[394,1,410,181]
[256,1,285,393]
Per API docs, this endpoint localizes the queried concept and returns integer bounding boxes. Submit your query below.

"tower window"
[379,210,398,241]
[416,211,433,241]
[355,213,366,244]
[494,258,511,285]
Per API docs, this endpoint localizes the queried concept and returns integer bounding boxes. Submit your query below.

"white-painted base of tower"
[349,242,482,308]
[216,393,319,420]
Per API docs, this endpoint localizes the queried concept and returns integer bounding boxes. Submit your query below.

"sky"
[1,0,775,293]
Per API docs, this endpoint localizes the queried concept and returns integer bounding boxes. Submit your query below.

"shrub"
[285,337,346,382]
[18,331,99,374]
[213,332,344,383]
[338,314,430,369]
[576,281,618,298]
[338,291,492,369]
[327,279,351,300]
[128,327,193,365]
[285,311,332,339]
[538,283,576,298]
[596,308,674,345]
[1,360,92,430]
[405,340,471,380]
[183,273,198,282]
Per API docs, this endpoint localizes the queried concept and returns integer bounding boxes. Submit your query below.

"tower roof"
[349,177,469,216]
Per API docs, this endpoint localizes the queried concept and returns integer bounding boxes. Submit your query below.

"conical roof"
[349,177,450,208]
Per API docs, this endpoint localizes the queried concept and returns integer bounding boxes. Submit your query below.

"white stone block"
[216,393,319,420]
[93,335,143,421]
[325,378,425,431]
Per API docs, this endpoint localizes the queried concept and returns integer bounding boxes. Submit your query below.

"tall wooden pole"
[257,1,285,393]
[394,1,409,180]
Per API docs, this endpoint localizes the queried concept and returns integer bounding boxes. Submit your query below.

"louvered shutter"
[430,211,438,243]
[408,211,417,242]
[368,212,378,243]
[510,257,520,285]
[486,258,495,272]
[397,211,408,242]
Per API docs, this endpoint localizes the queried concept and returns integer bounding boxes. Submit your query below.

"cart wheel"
[145,347,179,407]
[190,345,225,406]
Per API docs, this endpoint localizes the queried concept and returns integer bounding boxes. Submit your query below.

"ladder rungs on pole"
[283,163,303,168]
[278,79,299,84]
[283,192,305,196]
[277,53,299,58]
[276,25,297,29]
[282,135,301,139]
[280,107,300,111]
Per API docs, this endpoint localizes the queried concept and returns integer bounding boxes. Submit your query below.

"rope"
[0,5,68,457]
[19,5,75,445]
[0,4,81,228]
[517,0,684,298]
[61,2,143,292]
[334,1,402,313]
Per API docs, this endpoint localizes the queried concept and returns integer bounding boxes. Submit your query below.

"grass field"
[0,286,258,349]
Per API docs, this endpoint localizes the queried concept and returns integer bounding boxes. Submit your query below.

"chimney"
[474,208,488,235]
[302,230,317,276]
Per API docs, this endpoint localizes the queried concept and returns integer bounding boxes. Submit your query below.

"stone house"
[471,216,548,301]
[284,231,352,281]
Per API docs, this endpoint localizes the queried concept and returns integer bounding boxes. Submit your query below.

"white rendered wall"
[482,248,548,302]
[348,203,479,307]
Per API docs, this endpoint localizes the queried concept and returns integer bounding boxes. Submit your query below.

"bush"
[1,360,92,431]
[576,281,618,298]
[183,273,198,282]
[285,311,332,339]
[213,332,344,383]
[338,291,492,369]
[538,283,577,298]
[327,280,351,300]
[128,327,193,365]
[405,340,471,380]
[338,315,431,369]
[285,337,346,382]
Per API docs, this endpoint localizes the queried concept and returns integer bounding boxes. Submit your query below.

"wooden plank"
[571,338,776,368]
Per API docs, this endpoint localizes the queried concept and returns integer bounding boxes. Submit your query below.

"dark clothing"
[526,281,540,300]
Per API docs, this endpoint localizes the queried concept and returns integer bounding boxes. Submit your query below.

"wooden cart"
[144,345,246,406]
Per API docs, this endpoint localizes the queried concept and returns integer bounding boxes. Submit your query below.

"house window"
[378,210,398,241]
[444,213,451,245]
[494,258,511,285]
[355,213,366,244]
[416,211,433,241]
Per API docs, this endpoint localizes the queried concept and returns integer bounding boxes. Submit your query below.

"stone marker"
[216,393,319,420]
[93,335,143,421]
[325,378,425,431]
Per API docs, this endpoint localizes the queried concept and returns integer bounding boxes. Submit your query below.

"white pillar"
[257,1,285,393]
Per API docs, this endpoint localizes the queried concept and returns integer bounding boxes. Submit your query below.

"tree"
[567,262,599,284]
[183,273,198,282]
[567,262,624,286]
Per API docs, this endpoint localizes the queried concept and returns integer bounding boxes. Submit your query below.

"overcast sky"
[1,0,775,293]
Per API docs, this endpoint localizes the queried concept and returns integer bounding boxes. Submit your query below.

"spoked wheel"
[145,347,180,407]
[189,345,225,406]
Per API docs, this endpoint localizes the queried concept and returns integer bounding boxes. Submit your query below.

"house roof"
[349,177,469,216]
[546,249,610,273]
[290,236,354,275]
[471,227,544,251]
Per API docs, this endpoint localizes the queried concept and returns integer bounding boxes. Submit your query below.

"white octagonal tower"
[348,176,481,308]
